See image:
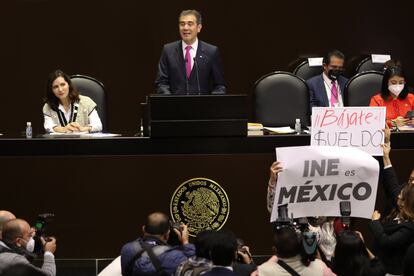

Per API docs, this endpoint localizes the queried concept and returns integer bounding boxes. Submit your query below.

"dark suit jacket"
[232,262,256,276]
[202,267,237,276]
[370,166,414,275]
[155,40,226,95]
[306,73,348,108]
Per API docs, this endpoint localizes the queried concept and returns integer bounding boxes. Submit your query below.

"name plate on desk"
[147,94,248,137]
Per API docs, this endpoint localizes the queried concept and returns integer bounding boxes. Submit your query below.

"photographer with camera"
[0,219,56,276]
[120,212,195,276]
[254,226,333,276]
[267,162,341,264]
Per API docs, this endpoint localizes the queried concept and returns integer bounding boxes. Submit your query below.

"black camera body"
[33,213,55,255]
[167,221,182,246]
[272,204,318,259]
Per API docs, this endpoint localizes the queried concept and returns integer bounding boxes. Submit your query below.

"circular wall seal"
[170,177,230,237]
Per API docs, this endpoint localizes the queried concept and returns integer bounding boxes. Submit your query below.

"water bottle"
[295,118,301,135]
[26,122,32,138]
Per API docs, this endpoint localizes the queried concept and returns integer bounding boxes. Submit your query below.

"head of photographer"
[257,224,331,276]
[254,203,333,276]
[120,212,195,276]
[0,219,57,276]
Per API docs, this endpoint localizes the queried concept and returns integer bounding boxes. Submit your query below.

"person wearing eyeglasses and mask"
[307,50,348,109]
[370,66,414,128]
[0,219,56,276]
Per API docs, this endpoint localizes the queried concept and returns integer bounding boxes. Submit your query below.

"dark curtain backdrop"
[0,0,411,134]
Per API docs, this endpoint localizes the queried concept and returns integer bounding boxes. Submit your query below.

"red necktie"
[185,45,192,79]
[331,81,339,107]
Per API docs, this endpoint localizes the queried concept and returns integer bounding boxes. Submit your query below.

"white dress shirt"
[322,73,344,107]
[43,103,102,133]
[182,38,199,71]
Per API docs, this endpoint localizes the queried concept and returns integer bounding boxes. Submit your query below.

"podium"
[146,94,248,137]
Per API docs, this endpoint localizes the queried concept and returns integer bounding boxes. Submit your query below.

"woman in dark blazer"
[370,140,414,275]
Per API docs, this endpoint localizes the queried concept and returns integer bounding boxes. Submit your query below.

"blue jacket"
[306,73,348,108]
[121,237,195,276]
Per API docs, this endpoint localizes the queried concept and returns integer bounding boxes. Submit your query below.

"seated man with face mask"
[0,219,57,276]
[307,50,348,109]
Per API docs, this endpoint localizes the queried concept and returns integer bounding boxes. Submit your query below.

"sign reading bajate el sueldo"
[311,107,386,156]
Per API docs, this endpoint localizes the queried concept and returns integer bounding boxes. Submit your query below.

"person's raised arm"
[267,161,283,213]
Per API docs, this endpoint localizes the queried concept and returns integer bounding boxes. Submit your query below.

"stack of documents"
[43,132,121,138]
[248,123,264,136]
[263,126,296,134]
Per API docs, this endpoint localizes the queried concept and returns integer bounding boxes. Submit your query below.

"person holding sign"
[369,66,414,128]
[267,162,339,264]
[307,50,348,108]
[43,70,102,133]
[370,141,414,275]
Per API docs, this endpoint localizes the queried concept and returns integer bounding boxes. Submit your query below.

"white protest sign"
[271,146,379,222]
[371,54,391,64]
[311,107,386,156]
[308,57,323,67]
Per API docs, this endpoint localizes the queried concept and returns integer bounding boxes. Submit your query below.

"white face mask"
[388,84,404,96]
[25,237,35,252]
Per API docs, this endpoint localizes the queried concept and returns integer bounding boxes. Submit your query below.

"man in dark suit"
[155,10,226,95]
[307,50,348,109]
[201,230,238,276]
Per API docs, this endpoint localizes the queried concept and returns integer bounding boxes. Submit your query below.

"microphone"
[184,58,189,95]
[193,57,201,95]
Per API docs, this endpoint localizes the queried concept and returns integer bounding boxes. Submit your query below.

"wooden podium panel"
[148,94,248,137]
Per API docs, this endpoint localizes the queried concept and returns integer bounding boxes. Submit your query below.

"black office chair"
[293,59,323,80]
[344,71,383,106]
[254,71,310,127]
[355,57,386,74]
[70,74,108,131]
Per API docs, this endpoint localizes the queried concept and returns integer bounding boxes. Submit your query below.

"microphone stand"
[193,57,201,95]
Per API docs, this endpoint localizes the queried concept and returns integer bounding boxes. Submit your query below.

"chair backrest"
[355,57,385,74]
[344,71,384,106]
[254,71,310,127]
[70,74,107,131]
[293,59,323,80]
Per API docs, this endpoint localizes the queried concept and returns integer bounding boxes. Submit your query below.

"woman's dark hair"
[45,69,79,111]
[380,66,409,101]
[384,182,414,223]
[333,230,371,276]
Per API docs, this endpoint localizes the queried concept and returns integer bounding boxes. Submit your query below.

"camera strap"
[141,241,169,276]
[0,245,13,254]
[277,259,300,276]
[125,241,145,276]
[125,239,170,276]
[317,246,332,268]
